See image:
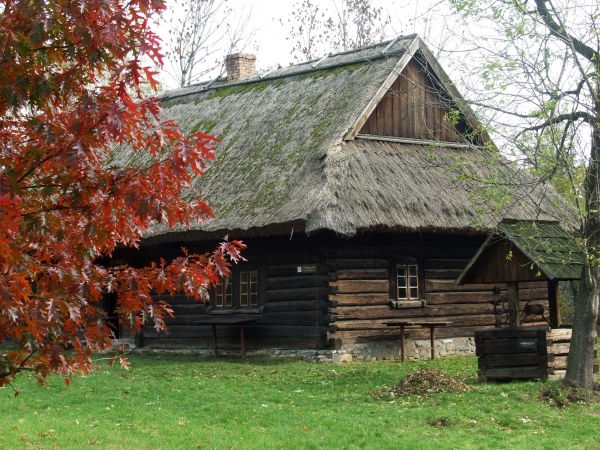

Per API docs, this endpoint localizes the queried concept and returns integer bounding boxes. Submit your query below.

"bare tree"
[163,0,255,87]
[448,0,599,389]
[287,0,391,61]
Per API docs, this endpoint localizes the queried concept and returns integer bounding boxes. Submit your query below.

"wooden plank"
[548,356,568,370]
[330,279,389,294]
[407,61,417,138]
[424,258,470,270]
[479,353,550,369]
[265,287,329,302]
[162,311,327,327]
[550,343,571,355]
[266,275,328,290]
[475,328,548,341]
[344,36,419,140]
[143,324,328,339]
[264,300,327,313]
[399,71,409,137]
[424,288,547,303]
[327,259,388,270]
[382,89,393,136]
[392,78,401,137]
[267,264,327,278]
[425,279,504,293]
[388,300,423,309]
[142,336,325,350]
[424,269,463,280]
[329,293,389,306]
[333,307,496,326]
[479,339,547,355]
[546,329,572,342]
[425,291,501,305]
[334,303,495,321]
[482,367,549,380]
[333,269,388,280]
[548,279,561,328]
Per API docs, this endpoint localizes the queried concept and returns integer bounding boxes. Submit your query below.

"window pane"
[250,271,258,306]
[216,282,223,307]
[409,287,418,298]
[409,276,418,288]
[240,271,248,306]
[398,287,407,299]
[225,278,232,306]
[408,265,417,276]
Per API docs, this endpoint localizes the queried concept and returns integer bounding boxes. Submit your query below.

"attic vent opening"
[225,53,256,81]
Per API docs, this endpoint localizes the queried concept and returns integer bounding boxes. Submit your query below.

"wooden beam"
[548,279,562,328]
[507,281,521,327]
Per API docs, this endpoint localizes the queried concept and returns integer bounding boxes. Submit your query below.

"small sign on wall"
[297,265,317,273]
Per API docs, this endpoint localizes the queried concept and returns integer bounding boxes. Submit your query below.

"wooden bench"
[194,318,259,360]
[383,321,451,361]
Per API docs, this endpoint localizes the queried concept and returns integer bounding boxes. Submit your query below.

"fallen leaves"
[371,369,472,398]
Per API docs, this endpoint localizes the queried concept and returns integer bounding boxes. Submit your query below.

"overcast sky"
[157,0,439,89]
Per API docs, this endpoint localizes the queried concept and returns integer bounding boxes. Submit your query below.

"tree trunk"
[564,119,600,389]
[563,263,599,388]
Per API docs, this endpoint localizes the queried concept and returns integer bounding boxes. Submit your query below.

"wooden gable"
[358,56,473,143]
[458,237,550,285]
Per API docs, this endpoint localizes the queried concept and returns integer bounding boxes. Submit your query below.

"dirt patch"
[428,417,451,428]
[372,369,472,398]
[540,384,600,408]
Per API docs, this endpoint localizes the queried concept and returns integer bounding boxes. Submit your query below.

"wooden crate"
[475,327,598,381]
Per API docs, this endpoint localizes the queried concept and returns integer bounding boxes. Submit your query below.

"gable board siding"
[359,58,464,142]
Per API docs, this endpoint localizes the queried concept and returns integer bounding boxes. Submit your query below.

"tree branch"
[521,111,591,133]
[534,0,598,63]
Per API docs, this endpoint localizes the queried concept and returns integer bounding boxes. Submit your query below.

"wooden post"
[548,280,562,328]
[240,324,246,360]
[430,325,436,360]
[400,325,406,362]
[211,324,218,358]
[506,282,521,327]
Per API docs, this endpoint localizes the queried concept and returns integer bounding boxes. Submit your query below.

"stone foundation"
[133,337,476,362]
[326,337,476,363]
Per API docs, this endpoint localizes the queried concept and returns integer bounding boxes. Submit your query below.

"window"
[397,264,419,299]
[212,269,263,312]
[388,259,424,309]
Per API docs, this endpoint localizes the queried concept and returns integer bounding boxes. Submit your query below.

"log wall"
[131,232,552,353]
[138,235,330,350]
[327,237,551,348]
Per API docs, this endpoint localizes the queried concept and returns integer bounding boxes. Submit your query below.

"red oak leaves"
[0,0,243,385]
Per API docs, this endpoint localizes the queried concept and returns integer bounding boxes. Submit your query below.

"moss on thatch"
[137,36,564,244]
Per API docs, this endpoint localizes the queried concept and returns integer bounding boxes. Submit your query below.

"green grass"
[1,353,599,449]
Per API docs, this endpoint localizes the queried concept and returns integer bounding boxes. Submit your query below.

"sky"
[156,0,436,89]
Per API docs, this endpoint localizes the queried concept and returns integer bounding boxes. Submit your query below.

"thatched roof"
[136,35,565,244]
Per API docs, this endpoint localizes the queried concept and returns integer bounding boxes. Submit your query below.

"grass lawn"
[1,352,599,449]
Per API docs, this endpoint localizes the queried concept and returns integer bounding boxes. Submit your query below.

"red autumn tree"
[0,0,244,389]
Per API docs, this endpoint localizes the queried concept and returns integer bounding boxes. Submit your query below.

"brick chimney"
[225,53,256,81]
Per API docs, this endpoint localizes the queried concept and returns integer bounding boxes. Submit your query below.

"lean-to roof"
[137,36,565,244]
[456,220,584,283]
